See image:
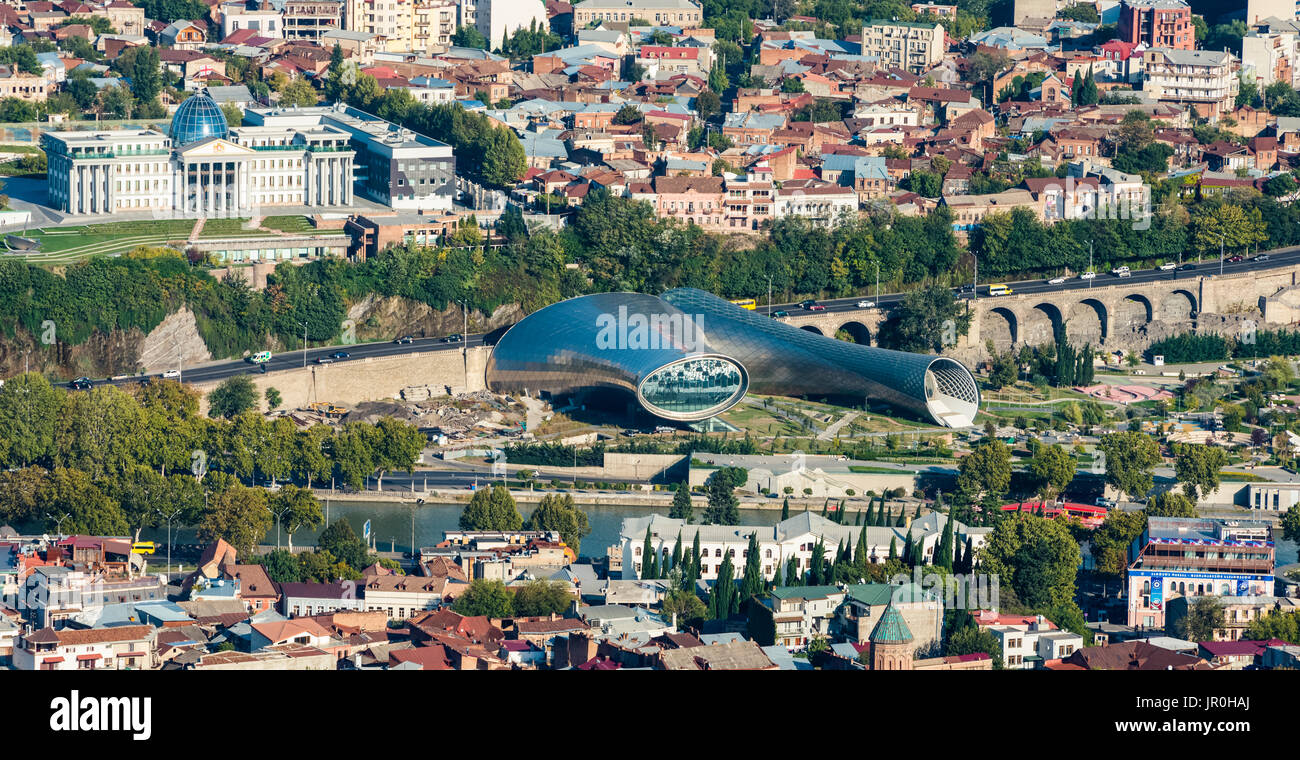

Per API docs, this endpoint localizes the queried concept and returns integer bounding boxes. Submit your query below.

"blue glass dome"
[170,92,228,147]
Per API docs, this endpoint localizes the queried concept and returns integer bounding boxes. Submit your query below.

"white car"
[1111,266,1130,276]
[856,300,875,308]
[1080,271,1096,280]
[162,369,180,378]
[1158,262,1177,270]
[1048,276,1066,285]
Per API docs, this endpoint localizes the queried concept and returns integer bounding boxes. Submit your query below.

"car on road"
[1047,276,1066,285]
[798,299,817,308]
[1158,262,1177,270]
[856,300,875,308]
[807,304,826,311]
[958,283,975,293]
[1181,263,1197,270]
[68,377,92,390]
[1080,271,1096,280]
[653,425,675,433]
[315,356,334,364]
[1255,254,1271,262]
[440,334,464,343]
[771,310,789,318]
[247,351,272,364]
[162,369,181,378]
[393,335,414,344]
[1227,255,1244,263]
[1095,497,1117,509]
[328,351,350,360]
[1112,266,1131,278]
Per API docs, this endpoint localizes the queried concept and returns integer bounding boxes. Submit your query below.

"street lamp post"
[46,511,69,538]
[412,498,423,561]
[301,321,308,369]
[1088,241,1093,290]
[1219,231,1226,277]
[874,261,880,305]
[157,506,184,577]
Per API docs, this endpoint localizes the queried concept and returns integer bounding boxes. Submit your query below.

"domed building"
[41,100,455,219]
[169,91,229,146]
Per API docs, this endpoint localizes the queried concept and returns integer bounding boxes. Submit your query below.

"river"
[108,500,1300,568]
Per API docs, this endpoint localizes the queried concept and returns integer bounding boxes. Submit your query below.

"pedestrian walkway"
[817,411,859,440]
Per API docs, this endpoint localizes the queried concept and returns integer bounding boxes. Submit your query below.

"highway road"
[63,243,1300,391]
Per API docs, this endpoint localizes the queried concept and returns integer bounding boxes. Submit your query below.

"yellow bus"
[729,298,757,310]
[988,284,1012,296]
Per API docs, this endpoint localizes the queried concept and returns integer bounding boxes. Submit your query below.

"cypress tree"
[937,510,954,570]
[821,499,829,519]
[888,536,898,561]
[786,554,801,586]
[672,531,683,574]
[740,531,764,603]
[688,532,702,589]
[772,560,784,588]
[670,482,693,523]
[963,536,975,572]
[641,526,654,579]
[914,503,923,520]
[781,497,790,520]
[902,531,914,567]
[855,508,863,526]
[854,525,869,572]
[895,508,906,528]
[864,501,876,527]
[708,551,736,619]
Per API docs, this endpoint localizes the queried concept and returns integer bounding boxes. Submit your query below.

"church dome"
[170,91,229,147]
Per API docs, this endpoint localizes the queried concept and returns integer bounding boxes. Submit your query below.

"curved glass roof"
[170,92,228,147]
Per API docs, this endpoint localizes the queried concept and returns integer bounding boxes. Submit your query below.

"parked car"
[393,335,414,344]
[1048,276,1066,285]
[856,300,875,308]
[162,369,181,378]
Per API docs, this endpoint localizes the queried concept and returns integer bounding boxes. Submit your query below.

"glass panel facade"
[170,92,229,147]
[640,357,745,417]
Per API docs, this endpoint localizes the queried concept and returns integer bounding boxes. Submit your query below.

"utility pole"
[459,299,469,391]
[1088,241,1093,289]
[157,506,183,578]
[973,255,978,302]
[767,275,772,318]
[1219,231,1226,277]
[874,261,880,305]
[177,343,182,383]
[301,320,308,369]
[412,498,423,561]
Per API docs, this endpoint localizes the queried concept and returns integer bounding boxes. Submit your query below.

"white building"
[618,511,987,581]
[43,93,455,216]
[476,0,548,50]
[221,2,285,38]
[975,612,1084,669]
[1141,47,1240,120]
[860,20,946,74]
[774,184,859,228]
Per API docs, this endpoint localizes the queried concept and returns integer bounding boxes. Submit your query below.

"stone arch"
[1023,302,1063,346]
[836,321,872,345]
[1159,289,1197,322]
[800,325,824,335]
[1066,298,1108,345]
[1114,294,1153,331]
[981,307,1017,351]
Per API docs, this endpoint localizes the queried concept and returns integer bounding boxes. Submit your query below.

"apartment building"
[476,0,548,50]
[973,612,1084,669]
[1141,47,1239,119]
[571,0,703,27]
[414,0,457,48]
[1118,0,1194,50]
[1167,594,1300,641]
[859,19,945,75]
[284,0,344,41]
[1126,516,1276,629]
[1241,18,1300,88]
[347,0,415,51]
[221,2,285,38]
[755,585,847,649]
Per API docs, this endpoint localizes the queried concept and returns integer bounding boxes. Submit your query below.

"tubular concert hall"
[486,288,980,427]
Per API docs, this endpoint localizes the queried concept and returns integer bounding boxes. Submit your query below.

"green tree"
[207,375,258,419]
[452,578,514,617]
[879,283,972,353]
[946,625,1004,669]
[269,484,323,552]
[670,482,694,522]
[40,466,130,536]
[705,470,741,525]
[524,492,591,553]
[956,438,1012,506]
[1172,595,1224,642]
[1171,442,1228,502]
[196,483,271,559]
[1090,508,1146,580]
[663,585,708,628]
[316,516,370,570]
[0,372,60,466]
[511,579,572,617]
[1028,442,1076,500]
[459,484,523,531]
[1146,490,1198,518]
[1099,431,1161,501]
[707,550,739,619]
[980,512,1081,610]
[279,76,320,108]
[254,548,302,584]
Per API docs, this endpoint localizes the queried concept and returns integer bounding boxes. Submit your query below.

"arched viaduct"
[777,263,1300,363]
